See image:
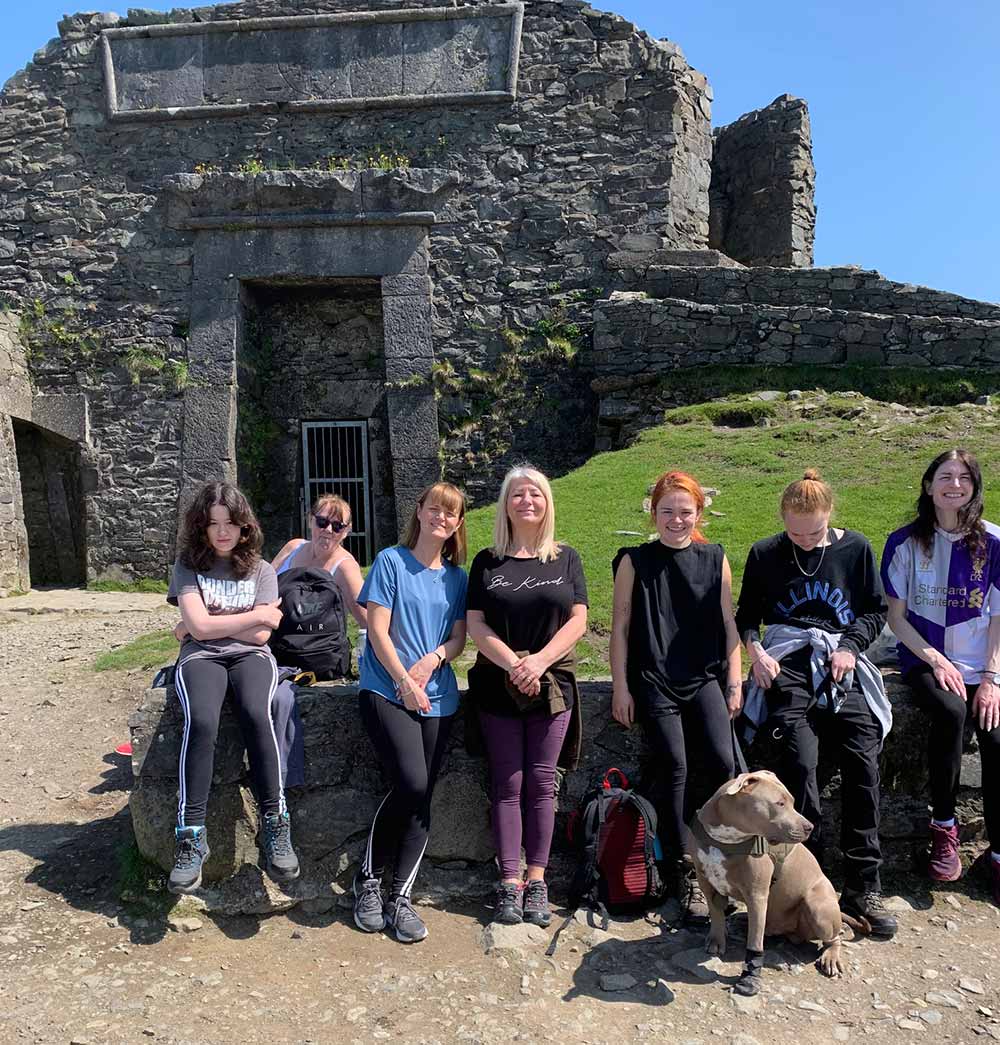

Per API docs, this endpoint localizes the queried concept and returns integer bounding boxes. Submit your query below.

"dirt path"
[0,592,998,1045]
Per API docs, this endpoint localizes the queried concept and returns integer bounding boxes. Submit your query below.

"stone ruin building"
[1,0,998,591]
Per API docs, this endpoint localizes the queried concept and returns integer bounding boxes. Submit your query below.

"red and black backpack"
[551,767,662,951]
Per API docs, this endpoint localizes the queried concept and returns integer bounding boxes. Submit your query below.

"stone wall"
[127,673,985,912]
[0,0,716,577]
[0,313,30,592]
[709,95,815,268]
[588,288,1000,446]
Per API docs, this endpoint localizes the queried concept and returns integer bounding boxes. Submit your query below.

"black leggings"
[906,665,1000,850]
[359,690,453,898]
[174,650,282,827]
[767,665,883,892]
[638,679,736,859]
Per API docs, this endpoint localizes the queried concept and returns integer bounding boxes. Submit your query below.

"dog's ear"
[724,772,763,795]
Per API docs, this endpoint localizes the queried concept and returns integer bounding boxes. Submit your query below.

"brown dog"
[684,770,868,995]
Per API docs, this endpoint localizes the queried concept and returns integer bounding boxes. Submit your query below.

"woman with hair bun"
[882,449,1000,906]
[610,471,742,922]
[736,470,896,938]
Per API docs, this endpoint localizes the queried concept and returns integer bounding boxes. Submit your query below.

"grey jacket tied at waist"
[742,624,892,742]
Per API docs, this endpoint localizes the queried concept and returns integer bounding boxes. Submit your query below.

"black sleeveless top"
[612,541,727,702]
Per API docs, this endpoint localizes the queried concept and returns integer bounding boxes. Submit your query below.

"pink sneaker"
[970,849,1000,907]
[927,822,962,882]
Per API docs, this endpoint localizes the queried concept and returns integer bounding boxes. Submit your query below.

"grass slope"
[464,391,1000,671]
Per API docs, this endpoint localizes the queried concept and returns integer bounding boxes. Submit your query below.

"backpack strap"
[624,791,662,895]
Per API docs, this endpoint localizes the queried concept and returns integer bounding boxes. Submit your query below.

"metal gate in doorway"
[301,420,373,566]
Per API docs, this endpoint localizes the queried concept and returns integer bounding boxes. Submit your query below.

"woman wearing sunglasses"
[269,494,366,677]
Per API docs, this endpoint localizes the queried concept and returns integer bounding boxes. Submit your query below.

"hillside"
[462,389,1000,674]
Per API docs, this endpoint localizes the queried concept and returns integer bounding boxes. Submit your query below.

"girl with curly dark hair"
[882,449,1000,906]
[167,481,297,894]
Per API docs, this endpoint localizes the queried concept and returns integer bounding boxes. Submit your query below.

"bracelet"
[433,650,446,668]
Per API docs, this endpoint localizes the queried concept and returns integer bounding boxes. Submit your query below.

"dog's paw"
[816,950,844,978]
[705,932,726,956]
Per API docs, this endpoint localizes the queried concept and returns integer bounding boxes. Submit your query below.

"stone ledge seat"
[127,671,984,909]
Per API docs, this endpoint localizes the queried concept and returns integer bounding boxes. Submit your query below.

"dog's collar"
[691,814,769,857]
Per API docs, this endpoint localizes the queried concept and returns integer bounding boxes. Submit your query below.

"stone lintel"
[102,5,523,122]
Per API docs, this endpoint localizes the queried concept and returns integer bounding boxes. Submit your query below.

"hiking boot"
[679,862,709,925]
[261,811,300,883]
[492,880,523,925]
[969,848,1000,906]
[927,821,962,881]
[385,894,428,943]
[840,888,897,937]
[522,879,551,928]
[168,826,210,895]
[352,873,386,933]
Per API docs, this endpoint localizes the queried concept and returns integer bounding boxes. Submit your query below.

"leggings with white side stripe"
[174,650,283,827]
[359,689,453,898]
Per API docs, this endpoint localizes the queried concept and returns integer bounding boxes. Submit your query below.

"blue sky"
[2,1,998,303]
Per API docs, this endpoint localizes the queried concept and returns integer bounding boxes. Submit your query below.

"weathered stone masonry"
[0,0,995,586]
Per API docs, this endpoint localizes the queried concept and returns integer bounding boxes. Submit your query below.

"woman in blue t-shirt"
[351,482,469,944]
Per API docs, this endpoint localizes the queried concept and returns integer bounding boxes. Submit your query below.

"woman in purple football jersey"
[882,449,1000,905]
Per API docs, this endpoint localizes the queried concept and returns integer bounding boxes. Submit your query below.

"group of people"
[163,448,1000,946]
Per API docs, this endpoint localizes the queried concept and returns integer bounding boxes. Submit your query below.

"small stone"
[897,1018,924,1031]
[882,895,915,913]
[832,1028,850,1042]
[921,969,939,980]
[944,895,962,909]
[919,1011,943,1026]
[290,929,303,940]
[926,990,963,1009]
[730,991,762,1014]
[167,916,202,934]
[345,1006,367,1023]
[600,973,638,992]
[787,389,803,400]
[478,921,548,956]
[960,978,986,995]
[797,1000,828,1014]
[945,920,959,932]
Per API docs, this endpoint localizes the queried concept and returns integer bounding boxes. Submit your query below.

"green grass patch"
[463,392,1000,656]
[94,629,177,672]
[117,839,168,906]
[88,578,168,594]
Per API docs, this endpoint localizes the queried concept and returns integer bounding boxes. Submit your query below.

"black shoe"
[840,888,897,937]
[492,881,523,925]
[168,826,209,894]
[261,811,300,883]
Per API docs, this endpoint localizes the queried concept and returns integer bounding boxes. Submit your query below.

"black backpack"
[268,566,351,680]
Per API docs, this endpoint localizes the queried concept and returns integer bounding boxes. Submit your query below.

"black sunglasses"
[314,514,349,533]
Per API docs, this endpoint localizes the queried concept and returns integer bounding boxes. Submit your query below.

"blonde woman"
[467,465,588,928]
[351,483,468,944]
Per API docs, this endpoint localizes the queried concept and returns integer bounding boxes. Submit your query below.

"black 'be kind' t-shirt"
[467,545,588,715]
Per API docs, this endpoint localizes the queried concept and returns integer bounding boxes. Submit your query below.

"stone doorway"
[12,419,86,586]
[237,280,389,562]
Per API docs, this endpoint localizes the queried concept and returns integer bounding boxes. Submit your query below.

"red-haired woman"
[611,471,742,920]
[736,470,895,937]
[168,481,295,894]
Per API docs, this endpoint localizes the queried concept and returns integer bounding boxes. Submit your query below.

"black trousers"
[174,650,282,828]
[638,679,736,859]
[767,662,883,892]
[359,690,454,898]
[906,665,1000,850]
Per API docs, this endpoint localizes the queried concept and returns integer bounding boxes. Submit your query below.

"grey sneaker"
[353,873,386,933]
[493,880,524,925]
[385,894,428,943]
[261,811,300,883]
[168,826,210,894]
[522,879,551,927]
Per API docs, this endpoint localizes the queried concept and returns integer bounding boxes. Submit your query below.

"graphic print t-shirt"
[467,546,588,715]
[881,521,1000,682]
[168,557,279,662]
[734,529,887,658]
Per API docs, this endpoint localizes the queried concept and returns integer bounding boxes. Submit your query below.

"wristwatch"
[983,671,1000,686]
